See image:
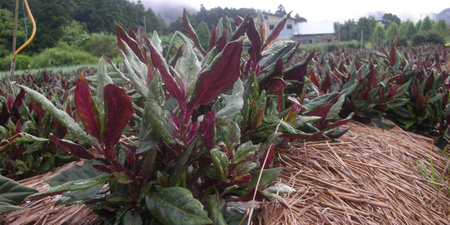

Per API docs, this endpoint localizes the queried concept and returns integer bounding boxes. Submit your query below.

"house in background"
[264,13,335,44]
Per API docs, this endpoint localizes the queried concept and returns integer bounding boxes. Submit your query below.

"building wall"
[265,14,294,39]
[291,34,335,45]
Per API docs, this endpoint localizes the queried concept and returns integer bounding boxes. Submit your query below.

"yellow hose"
[446,43,450,47]
[12,0,35,59]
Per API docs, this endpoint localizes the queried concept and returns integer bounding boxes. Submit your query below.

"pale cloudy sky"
[136,0,448,23]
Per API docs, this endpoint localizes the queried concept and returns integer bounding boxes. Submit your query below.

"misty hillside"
[138,1,197,25]
[432,8,450,23]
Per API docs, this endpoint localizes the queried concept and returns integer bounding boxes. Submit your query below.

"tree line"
[0,0,449,58]
[335,13,450,46]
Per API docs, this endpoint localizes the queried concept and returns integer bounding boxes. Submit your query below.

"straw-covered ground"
[257,121,450,224]
[1,120,450,224]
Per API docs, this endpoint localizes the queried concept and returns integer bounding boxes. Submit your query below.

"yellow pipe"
[13,0,35,59]
[445,43,450,47]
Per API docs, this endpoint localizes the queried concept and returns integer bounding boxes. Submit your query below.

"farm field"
[0,64,97,79]
[1,8,450,225]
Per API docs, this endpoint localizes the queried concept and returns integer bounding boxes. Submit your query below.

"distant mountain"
[431,8,450,23]
[137,1,197,25]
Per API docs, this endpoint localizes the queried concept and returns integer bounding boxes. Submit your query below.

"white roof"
[294,22,334,35]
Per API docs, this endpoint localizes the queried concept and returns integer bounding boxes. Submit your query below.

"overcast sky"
[136,0,448,22]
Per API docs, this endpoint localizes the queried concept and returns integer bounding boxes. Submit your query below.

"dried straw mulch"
[0,161,103,225]
[1,120,450,224]
[258,121,450,224]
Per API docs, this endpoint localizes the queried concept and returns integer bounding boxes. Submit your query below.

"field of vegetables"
[0,10,449,224]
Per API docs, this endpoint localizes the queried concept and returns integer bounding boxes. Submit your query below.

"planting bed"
[2,120,449,224]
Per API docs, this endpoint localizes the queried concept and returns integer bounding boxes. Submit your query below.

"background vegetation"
[0,0,449,71]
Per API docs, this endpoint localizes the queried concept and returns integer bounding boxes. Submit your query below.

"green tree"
[405,21,418,39]
[28,0,71,52]
[0,9,29,57]
[373,23,386,43]
[60,20,86,44]
[357,17,372,42]
[381,13,401,29]
[416,20,422,31]
[275,4,287,15]
[421,16,433,32]
[435,19,449,35]
[386,22,400,43]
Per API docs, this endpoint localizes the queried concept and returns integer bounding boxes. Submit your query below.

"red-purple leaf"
[387,85,400,100]
[75,73,102,142]
[209,26,217,51]
[321,72,332,94]
[246,18,262,64]
[261,58,284,92]
[259,144,274,170]
[262,12,291,50]
[183,8,207,57]
[102,84,134,160]
[49,134,94,159]
[170,45,185,68]
[389,37,398,67]
[416,95,425,110]
[216,29,227,52]
[358,87,370,100]
[92,164,114,174]
[284,51,315,93]
[425,73,434,91]
[235,16,243,26]
[147,41,185,103]
[231,13,250,41]
[6,93,13,112]
[308,68,320,88]
[115,23,145,64]
[53,118,68,139]
[0,102,10,127]
[187,40,243,109]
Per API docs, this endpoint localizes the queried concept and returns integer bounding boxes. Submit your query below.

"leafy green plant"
[0,174,37,212]
[16,9,352,224]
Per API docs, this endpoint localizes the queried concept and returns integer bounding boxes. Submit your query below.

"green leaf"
[302,92,338,112]
[120,40,149,97]
[292,116,321,128]
[234,141,258,164]
[113,172,133,184]
[223,201,255,225]
[0,202,23,213]
[370,115,395,129]
[387,98,410,108]
[259,189,290,209]
[175,41,201,97]
[168,139,196,187]
[207,194,227,225]
[211,148,229,182]
[151,31,163,54]
[326,94,345,120]
[0,175,37,209]
[122,210,143,225]
[243,167,283,189]
[146,186,212,225]
[216,117,241,153]
[263,183,296,194]
[114,205,133,225]
[18,85,100,148]
[144,74,176,145]
[28,174,111,200]
[0,132,48,154]
[392,79,412,99]
[215,79,245,121]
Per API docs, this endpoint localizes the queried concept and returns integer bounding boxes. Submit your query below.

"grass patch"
[0,64,97,80]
